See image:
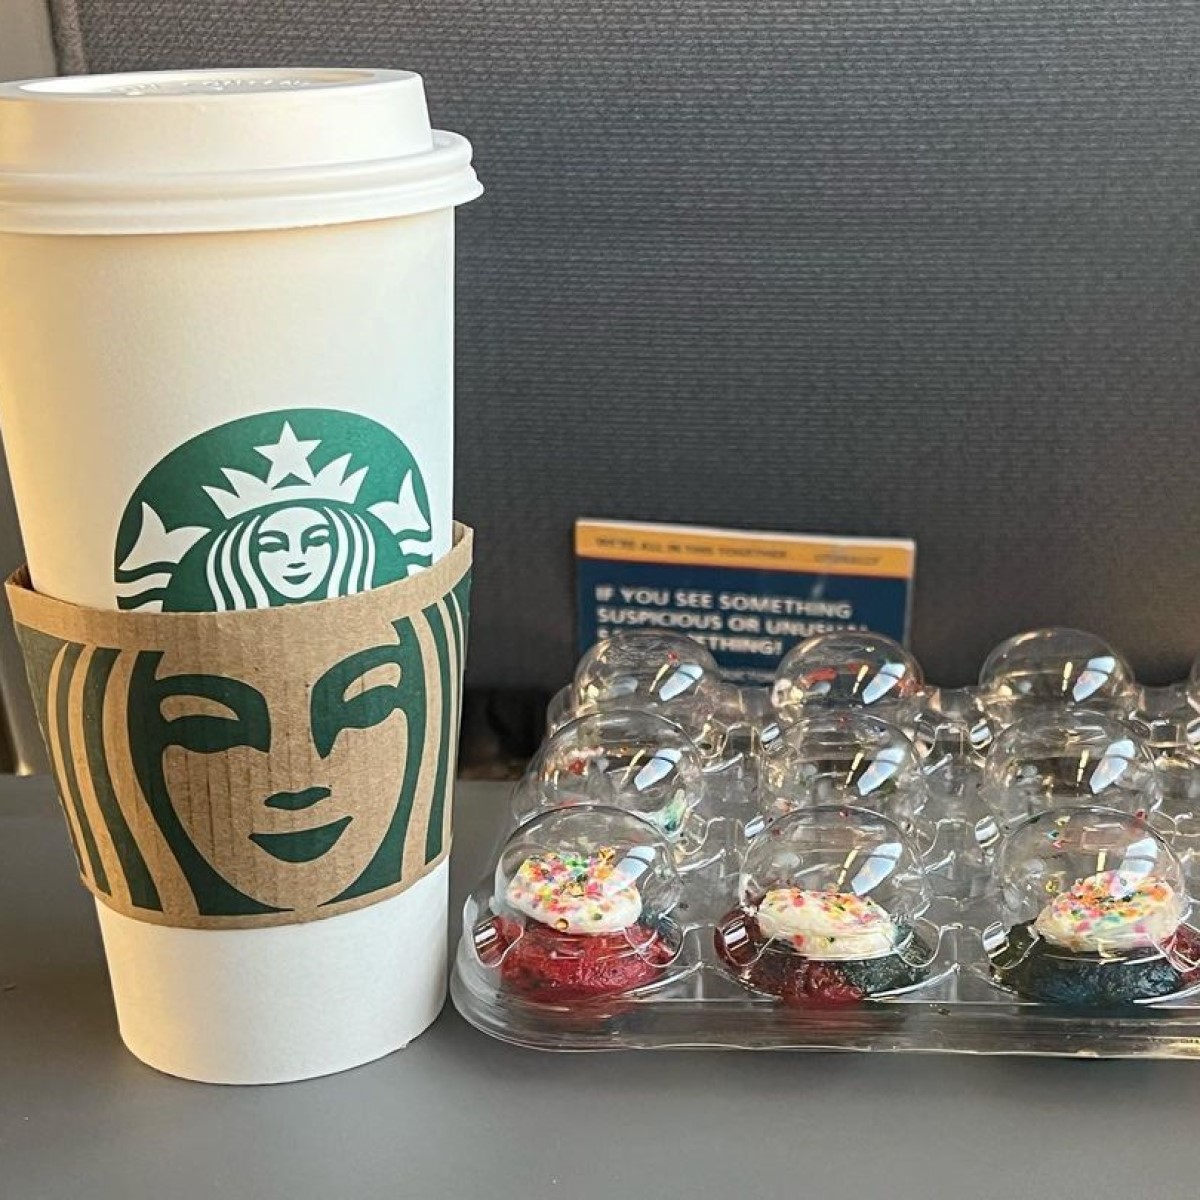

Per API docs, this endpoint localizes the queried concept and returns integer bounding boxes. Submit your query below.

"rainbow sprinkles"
[1034,870,1185,954]
[757,887,898,961]
[506,847,649,935]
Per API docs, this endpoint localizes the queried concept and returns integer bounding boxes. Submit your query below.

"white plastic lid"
[0,68,482,234]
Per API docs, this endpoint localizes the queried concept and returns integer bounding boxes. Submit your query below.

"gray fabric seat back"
[36,2,1200,691]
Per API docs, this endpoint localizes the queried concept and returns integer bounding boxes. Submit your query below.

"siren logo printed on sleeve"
[115,409,434,612]
[14,568,471,922]
[12,533,473,926]
[5,408,473,927]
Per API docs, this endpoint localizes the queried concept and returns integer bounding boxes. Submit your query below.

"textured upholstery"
[48,0,1200,689]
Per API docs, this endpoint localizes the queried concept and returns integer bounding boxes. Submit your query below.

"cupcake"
[716,806,935,1007]
[990,808,1200,1006]
[471,806,682,1006]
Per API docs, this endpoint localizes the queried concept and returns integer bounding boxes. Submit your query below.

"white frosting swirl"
[1033,870,1184,954]
[505,848,646,935]
[756,887,898,961]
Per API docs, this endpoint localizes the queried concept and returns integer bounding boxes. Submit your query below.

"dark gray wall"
[49,1,1200,688]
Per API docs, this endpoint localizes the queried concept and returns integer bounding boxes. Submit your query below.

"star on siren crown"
[202,421,368,519]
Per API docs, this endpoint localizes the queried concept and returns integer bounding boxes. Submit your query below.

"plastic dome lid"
[0,68,481,233]
[981,709,1159,829]
[771,631,924,724]
[761,709,924,809]
[570,632,723,733]
[996,806,1187,946]
[739,806,931,935]
[494,806,682,933]
[523,709,704,842]
[979,628,1136,723]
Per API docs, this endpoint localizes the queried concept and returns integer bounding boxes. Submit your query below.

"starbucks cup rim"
[0,67,482,234]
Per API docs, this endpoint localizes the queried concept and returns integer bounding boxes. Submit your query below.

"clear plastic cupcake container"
[754,710,940,861]
[461,805,691,1007]
[714,807,946,1007]
[987,807,1200,1006]
[453,628,1200,1055]
[549,631,742,768]
[978,627,1138,728]
[759,710,923,806]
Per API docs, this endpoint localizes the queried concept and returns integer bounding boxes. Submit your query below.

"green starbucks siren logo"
[115,409,433,611]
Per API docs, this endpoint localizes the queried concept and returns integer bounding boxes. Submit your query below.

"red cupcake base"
[489,917,672,1005]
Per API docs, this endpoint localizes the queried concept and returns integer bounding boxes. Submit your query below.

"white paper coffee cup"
[0,68,481,1083]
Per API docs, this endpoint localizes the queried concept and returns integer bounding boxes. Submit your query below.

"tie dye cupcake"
[716,807,937,1007]
[989,807,1200,1006]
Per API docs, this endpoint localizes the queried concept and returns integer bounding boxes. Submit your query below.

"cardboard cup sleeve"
[6,523,472,933]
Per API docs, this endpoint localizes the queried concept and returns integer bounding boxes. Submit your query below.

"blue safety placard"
[576,519,916,683]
